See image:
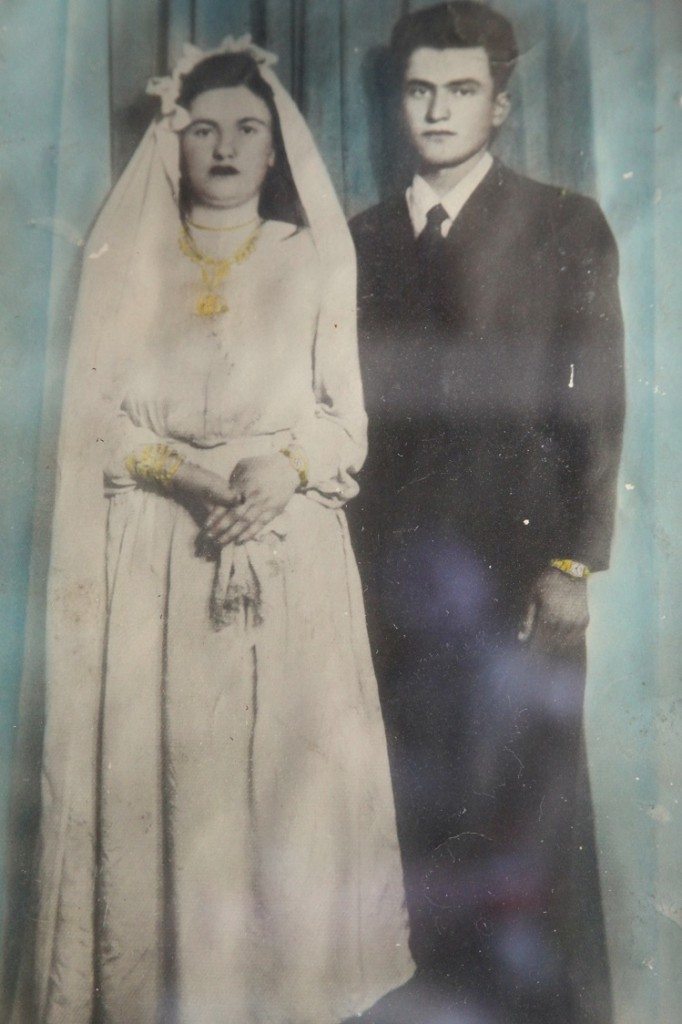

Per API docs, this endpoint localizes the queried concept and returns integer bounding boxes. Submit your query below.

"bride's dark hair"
[177,51,305,226]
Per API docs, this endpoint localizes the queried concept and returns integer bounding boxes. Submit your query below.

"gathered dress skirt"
[89,450,412,1024]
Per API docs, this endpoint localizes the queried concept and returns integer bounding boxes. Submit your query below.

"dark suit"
[348,161,624,1024]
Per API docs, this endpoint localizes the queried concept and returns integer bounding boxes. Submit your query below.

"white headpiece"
[146,35,279,131]
[29,37,360,1013]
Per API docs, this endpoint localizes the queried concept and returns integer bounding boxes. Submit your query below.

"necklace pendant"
[196,292,228,318]
[179,222,262,318]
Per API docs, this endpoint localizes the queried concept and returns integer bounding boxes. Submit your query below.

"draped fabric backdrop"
[0,2,680,1021]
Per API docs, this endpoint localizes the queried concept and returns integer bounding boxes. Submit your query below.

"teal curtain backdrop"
[0,1,680,1020]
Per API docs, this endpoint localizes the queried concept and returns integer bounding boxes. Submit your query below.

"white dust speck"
[89,243,110,260]
[569,363,575,388]
[622,171,634,180]
[625,483,635,491]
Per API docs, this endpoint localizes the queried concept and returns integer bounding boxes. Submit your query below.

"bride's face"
[180,85,275,210]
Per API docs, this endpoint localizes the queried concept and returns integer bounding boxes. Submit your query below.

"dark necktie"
[416,203,449,261]
[415,203,451,323]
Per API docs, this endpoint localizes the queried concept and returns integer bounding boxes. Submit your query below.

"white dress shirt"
[406,150,494,238]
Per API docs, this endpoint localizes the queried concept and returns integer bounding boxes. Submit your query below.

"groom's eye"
[406,83,430,99]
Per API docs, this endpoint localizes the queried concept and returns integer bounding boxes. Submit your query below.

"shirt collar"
[406,151,494,238]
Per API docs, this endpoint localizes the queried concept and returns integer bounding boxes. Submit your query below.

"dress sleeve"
[100,401,167,491]
[290,234,368,507]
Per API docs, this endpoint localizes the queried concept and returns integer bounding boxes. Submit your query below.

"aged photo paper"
[1,2,680,1023]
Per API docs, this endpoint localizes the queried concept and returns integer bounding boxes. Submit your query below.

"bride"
[10,37,413,1024]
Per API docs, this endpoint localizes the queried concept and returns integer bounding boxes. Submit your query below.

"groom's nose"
[426,87,451,123]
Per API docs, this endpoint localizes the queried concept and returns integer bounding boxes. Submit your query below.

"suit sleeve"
[551,196,625,571]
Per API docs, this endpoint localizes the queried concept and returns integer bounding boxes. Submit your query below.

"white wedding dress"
[28,220,413,1024]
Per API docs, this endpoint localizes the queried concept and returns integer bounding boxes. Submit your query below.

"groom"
[349,3,625,1022]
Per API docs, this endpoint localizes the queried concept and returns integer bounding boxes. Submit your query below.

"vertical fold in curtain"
[194,0,253,48]
[1,0,111,1007]
[652,3,682,1021]
[300,1,345,196]
[110,0,165,175]
[544,0,595,193]
[586,2,660,1023]
[338,0,405,217]
[168,0,195,65]
[0,0,70,956]
[261,1,301,94]
[495,0,551,183]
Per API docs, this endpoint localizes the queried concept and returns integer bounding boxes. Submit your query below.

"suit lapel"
[436,162,522,329]
[366,163,521,337]
[383,195,418,268]
[443,160,509,250]
[371,197,421,308]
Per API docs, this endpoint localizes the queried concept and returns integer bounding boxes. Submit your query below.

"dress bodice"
[122,220,320,448]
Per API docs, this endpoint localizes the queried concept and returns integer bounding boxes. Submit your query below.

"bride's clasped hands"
[176,452,300,547]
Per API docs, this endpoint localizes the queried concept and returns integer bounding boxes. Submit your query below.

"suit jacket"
[349,161,625,606]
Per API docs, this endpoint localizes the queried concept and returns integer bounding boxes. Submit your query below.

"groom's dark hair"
[390,1,519,94]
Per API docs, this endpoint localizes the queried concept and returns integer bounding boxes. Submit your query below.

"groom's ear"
[492,91,511,129]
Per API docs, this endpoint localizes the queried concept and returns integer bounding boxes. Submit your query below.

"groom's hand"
[518,568,589,653]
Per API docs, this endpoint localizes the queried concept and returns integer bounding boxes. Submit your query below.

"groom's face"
[402,46,510,170]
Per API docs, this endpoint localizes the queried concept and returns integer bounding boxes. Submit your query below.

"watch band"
[550,558,591,579]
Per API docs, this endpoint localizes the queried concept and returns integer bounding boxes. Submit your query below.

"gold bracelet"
[280,446,309,488]
[550,558,591,579]
[125,444,184,490]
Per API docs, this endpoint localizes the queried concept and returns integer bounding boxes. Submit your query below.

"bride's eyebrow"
[238,116,271,127]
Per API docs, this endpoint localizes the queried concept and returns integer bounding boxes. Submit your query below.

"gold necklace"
[187,215,259,233]
[178,221,262,317]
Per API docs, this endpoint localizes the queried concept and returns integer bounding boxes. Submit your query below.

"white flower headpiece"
[146,34,279,132]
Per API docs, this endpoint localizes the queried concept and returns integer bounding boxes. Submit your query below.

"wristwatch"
[550,558,591,579]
